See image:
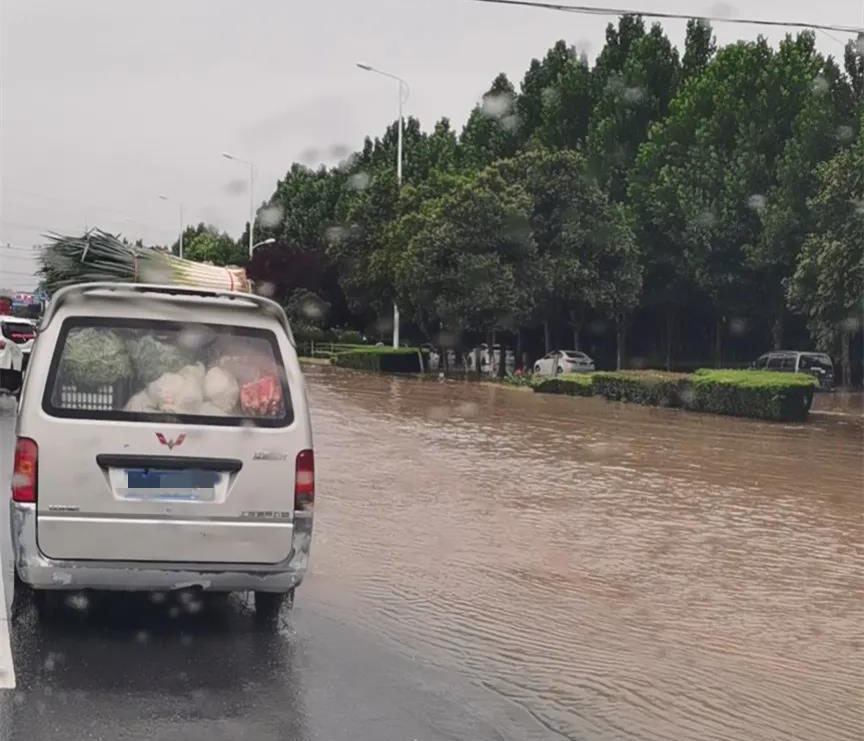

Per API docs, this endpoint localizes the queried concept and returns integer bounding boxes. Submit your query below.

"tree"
[681,19,716,81]
[517,40,580,143]
[753,47,854,348]
[179,223,246,266]
[787,116,864,386]
[327,170,401,330]
[460,74,521,169]
[490,149,638,358]
[585,21,681,201]
[249,164,350,324]
[392,168,536,345]
[535,54,595,150]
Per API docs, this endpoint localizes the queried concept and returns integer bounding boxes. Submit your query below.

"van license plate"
[123,469,218,502]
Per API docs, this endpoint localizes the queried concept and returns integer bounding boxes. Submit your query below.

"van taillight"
[294,449,314,511]
[12,437,37,503]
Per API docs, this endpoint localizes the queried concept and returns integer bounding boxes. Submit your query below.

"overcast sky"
[1,0,861,291]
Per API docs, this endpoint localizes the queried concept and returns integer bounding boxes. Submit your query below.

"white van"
[10,283,314,620]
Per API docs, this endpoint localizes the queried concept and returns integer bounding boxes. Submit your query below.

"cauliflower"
[179,362,206,384]
[148,371,203,414]
[204,366,239,414]
[124,390,158,413]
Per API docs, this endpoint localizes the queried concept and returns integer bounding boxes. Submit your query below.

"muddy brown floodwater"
[301,365,863,741]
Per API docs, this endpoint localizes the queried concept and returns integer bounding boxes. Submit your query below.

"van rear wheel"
[254,589,294,622]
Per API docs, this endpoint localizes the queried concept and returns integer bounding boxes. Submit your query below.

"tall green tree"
[517,40,580,143]
[787,116,864,386]
[490,149,638,359]
[753,47,854,348]
[585,21,681,200]
[681,19,717,81]
[460,74,521,169]
[392,168,536,344]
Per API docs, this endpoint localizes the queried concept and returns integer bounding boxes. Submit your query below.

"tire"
[555,366,564,375]
[254,589,294,623]
[534,365,541,374]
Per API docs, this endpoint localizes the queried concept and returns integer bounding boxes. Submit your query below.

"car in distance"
[0,317,28,393]
[534,350,596,376]
[752,350,835,389]
[10,282,314,622]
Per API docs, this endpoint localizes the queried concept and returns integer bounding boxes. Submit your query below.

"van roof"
[764,350,832,359]
[41,282,294,344]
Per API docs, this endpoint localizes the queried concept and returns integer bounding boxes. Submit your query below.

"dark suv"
[752,351,835,389]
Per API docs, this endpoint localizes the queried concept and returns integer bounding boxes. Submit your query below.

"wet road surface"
[1,367,863,740]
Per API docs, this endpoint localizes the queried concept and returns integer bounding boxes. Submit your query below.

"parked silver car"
[533,350,595,376]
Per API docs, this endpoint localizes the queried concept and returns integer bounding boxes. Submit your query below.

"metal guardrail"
[297,341,369,358]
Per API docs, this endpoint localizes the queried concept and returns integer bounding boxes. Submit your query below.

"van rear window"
[44,318,293,427]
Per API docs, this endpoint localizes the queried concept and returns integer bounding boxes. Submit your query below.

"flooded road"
[305,365,863,741]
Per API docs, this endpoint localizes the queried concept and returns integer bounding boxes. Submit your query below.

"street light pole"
[357,62,409,348]
[251,237,276,254]
[222,152,256,259]
[158,195,184,258]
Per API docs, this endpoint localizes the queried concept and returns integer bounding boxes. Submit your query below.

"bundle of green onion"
[40,230,250,294]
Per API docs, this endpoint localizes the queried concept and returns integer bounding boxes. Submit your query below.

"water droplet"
[225,178,248,196]
[324,225,347,245]
[747,194,767,214]
[254,281,276,298]
[65,593,90,612]
[836,125,854,143]
[348,172,371,191]
[729,317,748,336]
[481,92,514,120]
[258,205,284,228]
[457,402,479,418]
[811,75,829,95]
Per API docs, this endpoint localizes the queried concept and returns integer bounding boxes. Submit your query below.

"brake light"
[0,340,5,349]
[294,449,314,511]
[12,437,37,503]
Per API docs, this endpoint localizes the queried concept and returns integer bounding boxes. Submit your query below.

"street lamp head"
[221,152,235,160]
[356,63,373,71]
[261,238,276,246]
[158,194,169,201]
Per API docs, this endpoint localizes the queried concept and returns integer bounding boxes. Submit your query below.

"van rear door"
[33,314,308,564]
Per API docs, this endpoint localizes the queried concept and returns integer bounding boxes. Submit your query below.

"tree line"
[190,17,864,384]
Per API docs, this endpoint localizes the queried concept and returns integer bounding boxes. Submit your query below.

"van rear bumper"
[10,502,312,593]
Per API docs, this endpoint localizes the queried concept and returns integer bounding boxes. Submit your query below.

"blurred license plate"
[123,469,218,502]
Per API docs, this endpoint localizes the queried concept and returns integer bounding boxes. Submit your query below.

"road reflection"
[1,594,308,741]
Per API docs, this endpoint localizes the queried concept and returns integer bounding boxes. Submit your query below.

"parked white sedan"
[533,350,595,376]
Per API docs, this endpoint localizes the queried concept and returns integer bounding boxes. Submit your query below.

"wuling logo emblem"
[156,433,186,451]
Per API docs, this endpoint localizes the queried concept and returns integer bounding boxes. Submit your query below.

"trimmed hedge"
[533,373,595,396]
[591,370,689,407]
[687,369,815,421]
[534,369,815,422]
[332,346,423,373]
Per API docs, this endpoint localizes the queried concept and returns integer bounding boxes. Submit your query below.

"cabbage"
[60,328,132,391]
[127,335,193,384]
